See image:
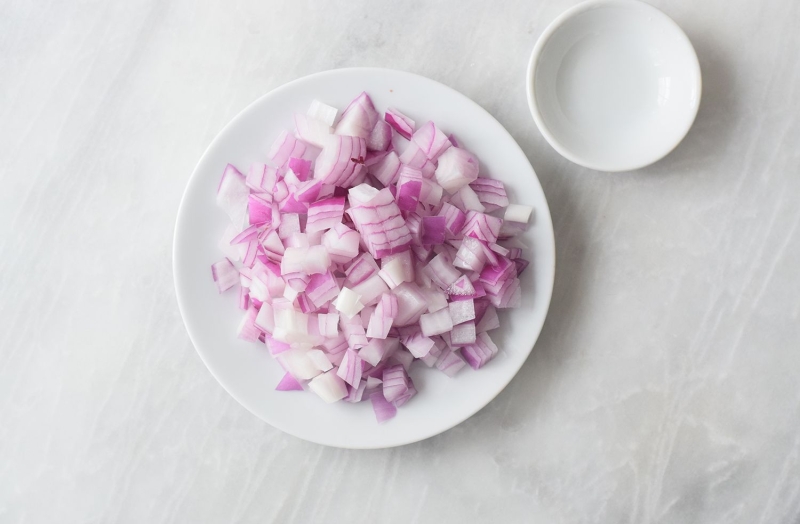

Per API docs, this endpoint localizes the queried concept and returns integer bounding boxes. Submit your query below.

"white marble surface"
[2,0,799,522]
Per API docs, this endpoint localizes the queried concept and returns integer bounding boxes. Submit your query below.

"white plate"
[527,0,702,172]
[173,68,555,449]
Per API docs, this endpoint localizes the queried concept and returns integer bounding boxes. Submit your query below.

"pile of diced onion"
[211,92,533,422]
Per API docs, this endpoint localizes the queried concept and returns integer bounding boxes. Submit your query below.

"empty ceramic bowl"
[527,0,702,172]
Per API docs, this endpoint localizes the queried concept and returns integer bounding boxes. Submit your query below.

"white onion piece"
[216,164,249,225]
[378,257,407,289]
[277,349,321,380]
[448,299,475,325]
[334,287,365,319]
[504,203,534,223]
[255,301,275,332]
[309,370,348,403]
[419,309,454,337]
[350,273,390,307]
[434,147,479,193]
[317,313,340,337]
[307,349,333,372]
[307,99,338,127]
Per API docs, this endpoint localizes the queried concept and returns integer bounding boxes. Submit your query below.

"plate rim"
[173,67,556,448]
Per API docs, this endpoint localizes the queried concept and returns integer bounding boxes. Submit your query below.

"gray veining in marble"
[1,0,799,522]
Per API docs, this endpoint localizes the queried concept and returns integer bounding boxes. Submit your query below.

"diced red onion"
[212,92,534,421]
[239,287,250,310]
[344,380,368,403]
[315,135,366,186]
[423,253,461,290]
[393,377,417,407]
[322,223,360,263]
[322,333,348,354]
[391,282,428,326]
[277,348,321,380]
[369,150,401,186]
[422,287,449,313]
[382,364,409,402]
[412,121,452,161]
[269,130,306,167]
[435,348,466,377]
[242,240,258,267]
[350,273,390,307]
[385,108,414,139]
[460,332,499,370]
[276,372,304,391]
[336,349,364,387]
[451,185,486,213]
[398,143,428,168]
[419,308,453,337]
[461,211,502,244]
[514,258,530,276]
[217,164,249,225]
[367,120,393,152]
[309,370,348,402]
[359,337,388,365]
[278,213,300,239]
[370,391,397,422]
[333,287,365,319]
[504,203,534,223]
[307,349,333,371]
[381,251,415,284]
[335,92,379,139]
[218,224,242,261]
[344,252,380,286]
[249,194,274,225]
[211,258,239,293]
[306,196,345,233]
[307,99,338,127]
[448,299,475,325]
[421,215,446,245]
[434,147,479,193]
[396,178,422,211]
[366,293,398,339]
[450,321,476,346]
[293,113,331,148]
[448,274,476,297]
[391,346,415,371]
[347,185,412,259]
[247,163,278,193]
[470,177,509,211]
[439,202,466,236]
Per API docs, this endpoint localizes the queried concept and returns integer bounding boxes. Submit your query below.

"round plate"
[527,0,702,172]
[174,68,555,449]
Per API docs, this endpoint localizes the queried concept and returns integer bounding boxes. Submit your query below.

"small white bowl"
[527,0,702,172]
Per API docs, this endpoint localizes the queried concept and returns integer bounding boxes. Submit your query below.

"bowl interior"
[530,1,701,171]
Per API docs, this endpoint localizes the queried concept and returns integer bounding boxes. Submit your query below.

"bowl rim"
[525,0,702,172]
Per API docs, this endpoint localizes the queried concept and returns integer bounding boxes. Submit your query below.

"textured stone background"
[1,0,799,522]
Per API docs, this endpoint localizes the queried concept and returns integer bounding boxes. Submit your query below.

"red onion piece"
[435,147,479,193]
[411,121,452,161]
[370,391,397,422]
[470,177,509,212]
[335,92,379,139]
[276,372,304,391]
[385,108,415,139]
[367,120,393,152]
[211,258,239,293]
